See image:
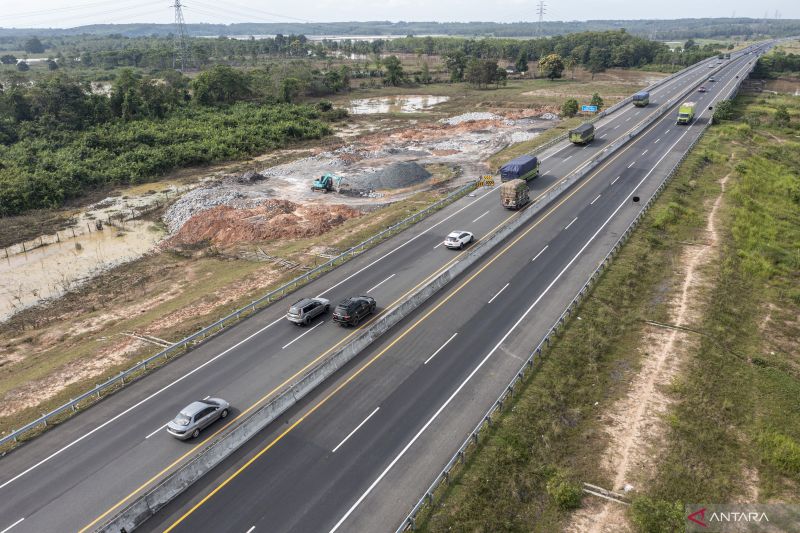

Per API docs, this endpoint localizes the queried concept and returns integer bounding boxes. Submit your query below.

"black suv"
[332,296,376,327]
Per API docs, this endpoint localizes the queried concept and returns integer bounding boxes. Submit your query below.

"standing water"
[347,95,449,114]
[0,217,162,321]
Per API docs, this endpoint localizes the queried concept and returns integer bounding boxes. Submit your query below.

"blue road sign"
[581,105,598,112]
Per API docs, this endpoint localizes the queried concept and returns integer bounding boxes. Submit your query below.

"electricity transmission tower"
[536,1,547,36]
[172,0,192,71]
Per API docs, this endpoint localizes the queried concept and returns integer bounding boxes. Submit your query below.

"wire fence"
[395,54,757,532]
[0,52,741,451]
[0,181,477,450]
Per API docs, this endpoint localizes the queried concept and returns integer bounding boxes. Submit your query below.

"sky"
[2,0,799,28]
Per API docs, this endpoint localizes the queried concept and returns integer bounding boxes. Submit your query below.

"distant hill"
[1,18,799,40]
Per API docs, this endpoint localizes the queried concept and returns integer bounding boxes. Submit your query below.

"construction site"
[0,69,662,437]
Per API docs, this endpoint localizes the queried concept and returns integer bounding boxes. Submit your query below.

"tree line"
[0,66,338,216]
[2,18,799,40]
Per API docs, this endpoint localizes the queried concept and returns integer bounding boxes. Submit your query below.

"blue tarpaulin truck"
[500,155,540,182]
[632,91,649,107]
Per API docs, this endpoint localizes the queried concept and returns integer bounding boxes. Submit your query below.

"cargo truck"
[632,91,649,107]
[500,179,530,209]
[569,123,595,145]
[500,155,540,182]
[676,102,696,125]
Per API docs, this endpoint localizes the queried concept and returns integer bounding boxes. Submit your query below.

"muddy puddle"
[0,219,162,321]
[347,95,450,114]
[0,186,183,321]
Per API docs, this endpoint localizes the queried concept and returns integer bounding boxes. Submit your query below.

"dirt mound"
[167,199,360,247]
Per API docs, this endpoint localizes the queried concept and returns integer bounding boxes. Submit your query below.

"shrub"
[545,472,582,510]
[630,496,685,533]
[562,98,579,118]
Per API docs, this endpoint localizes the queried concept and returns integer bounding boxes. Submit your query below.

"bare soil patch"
[569,175,730,532]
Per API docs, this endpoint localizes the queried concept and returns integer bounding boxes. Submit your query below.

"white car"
[444,231,474,249]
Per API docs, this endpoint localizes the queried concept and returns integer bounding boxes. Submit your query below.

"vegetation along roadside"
[417,92,799,532]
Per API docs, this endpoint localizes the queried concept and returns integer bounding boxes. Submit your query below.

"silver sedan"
[167,398,230,440]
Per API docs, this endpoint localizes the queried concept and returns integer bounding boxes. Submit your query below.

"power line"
[173,1,192,71]
[536,1,547,36]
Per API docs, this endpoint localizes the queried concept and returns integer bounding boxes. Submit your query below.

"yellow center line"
[78,206,521,533]
[82,79,681,532]
[162,103,667,531]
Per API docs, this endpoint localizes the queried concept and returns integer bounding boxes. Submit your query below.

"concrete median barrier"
[96,57,717,532]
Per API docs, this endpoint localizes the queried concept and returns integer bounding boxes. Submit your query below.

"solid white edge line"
[282,321,324,350]
[145,421,171,440]
[531,245,549,263]
[564,217,578,230]
[366,273,396,293]
[316,187,496,298]
[590,194,601,205]
[471,210,490,223]
[487,283,510,304]
[329,58,751,531]
[423,333,459,366]
[331,407,380,453]
[2,54,748,491]
[0,518,24,533]
[0,314,285,490]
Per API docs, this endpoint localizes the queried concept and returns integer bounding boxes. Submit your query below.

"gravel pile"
[509,131,540,143]
[439,112,502,126]
[163,186,259,234]
[539,112,559,120]
[345,162,432,192]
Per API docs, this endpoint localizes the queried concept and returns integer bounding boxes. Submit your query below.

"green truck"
[500,155,540,182]
[569,123,595,145]
[676,102,696,125]
[632,91,650,107]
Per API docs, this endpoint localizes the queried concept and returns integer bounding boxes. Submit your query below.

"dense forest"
[1,18,799,40]
[0,67,335,216]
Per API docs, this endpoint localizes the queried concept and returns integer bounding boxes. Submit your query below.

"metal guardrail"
[0,51,750,451]
[524,54,720,159]
[395,52,759,533]
[0,181,477,450]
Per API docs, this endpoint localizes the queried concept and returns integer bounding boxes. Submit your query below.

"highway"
[139,51,761,532]
[0,47,763,533]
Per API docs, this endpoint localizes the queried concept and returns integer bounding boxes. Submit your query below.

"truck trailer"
[500,155,540,182]
[676,102,696,125]
[569,123,595,145]
[632,91,650,107]
[500,179,530,209]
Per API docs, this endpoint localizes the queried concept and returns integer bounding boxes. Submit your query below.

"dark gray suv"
[332,296,376,327]
[286,297,330,326]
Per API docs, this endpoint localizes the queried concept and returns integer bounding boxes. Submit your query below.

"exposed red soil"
[167,199,361,247]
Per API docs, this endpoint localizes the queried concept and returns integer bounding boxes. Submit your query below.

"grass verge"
[0,184,471,450]
[632,93,800,527]
[417,117,726,532]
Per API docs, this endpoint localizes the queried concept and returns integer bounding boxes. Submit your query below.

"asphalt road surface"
[139,49,765,533]
[0,45,767,533]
